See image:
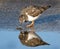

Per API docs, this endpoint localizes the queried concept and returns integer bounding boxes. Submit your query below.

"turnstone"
[19,5,51,28]
[19,31,49,47]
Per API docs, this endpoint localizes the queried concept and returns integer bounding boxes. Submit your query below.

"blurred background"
[0,0,60,49]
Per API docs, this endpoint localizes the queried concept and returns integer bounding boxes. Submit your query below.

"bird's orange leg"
[26,21,35,32]
[26,21,34,28]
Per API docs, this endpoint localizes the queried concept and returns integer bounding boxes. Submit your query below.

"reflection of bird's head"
[20,31,28,40]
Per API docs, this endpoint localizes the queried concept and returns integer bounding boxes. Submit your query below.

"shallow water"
[0,29,60,49]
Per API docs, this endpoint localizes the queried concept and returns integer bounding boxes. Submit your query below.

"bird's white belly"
[27,15,39,21]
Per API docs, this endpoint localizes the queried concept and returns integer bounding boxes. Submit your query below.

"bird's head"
[19,15,27,24]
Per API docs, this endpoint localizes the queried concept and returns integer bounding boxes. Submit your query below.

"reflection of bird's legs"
[26,21,35,32]
[31,24,35,32]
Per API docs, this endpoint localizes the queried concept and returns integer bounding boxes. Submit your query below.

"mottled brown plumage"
[19,5,51,28]
[21,5,51,17]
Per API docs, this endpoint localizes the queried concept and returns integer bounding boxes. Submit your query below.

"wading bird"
[19,5,51,31]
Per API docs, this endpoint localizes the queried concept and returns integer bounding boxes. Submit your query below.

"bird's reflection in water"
[19,31,49,47]
[17,27,49,47]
